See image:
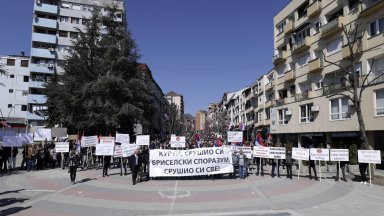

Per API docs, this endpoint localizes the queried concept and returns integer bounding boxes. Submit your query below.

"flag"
[267,133,273,144]
[255,131,266,147]
[239,123,245,131]
[1,121,11,128]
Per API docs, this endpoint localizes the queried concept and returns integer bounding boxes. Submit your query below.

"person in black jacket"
[309,155,318,181]
[68,148,79,184]
[129,149,141,185]
[103,155,111,177]
[285,150,293,179]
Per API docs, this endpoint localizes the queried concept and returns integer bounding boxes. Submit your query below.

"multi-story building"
[28,0,125,126]
[195,110,207,131]
[165,91,184,117]
[0,54,30,130]
[271,0,384,149]
[207,103,217,122]
[183,113,195,133]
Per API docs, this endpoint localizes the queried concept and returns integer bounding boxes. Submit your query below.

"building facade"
[271,0,384,150]
[0,54,30,130]
[195,110,207,131]
[28,0,125,126]
[165,91,184,117]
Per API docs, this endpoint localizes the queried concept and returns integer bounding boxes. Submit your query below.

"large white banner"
[269,147,286,159]
[96,143,115,156]
[227,131,243,143]
[122,144,139,157]
[150,147,233,177]
[116,133,130,144]
[310,148,330,161]
[51,128,67,138]
[358,150,381,164]
[292,148,309,160]
[18,133,33,145]
[34,128,52,141]
[170,135,186,148]
[81,136,98,147]
[2,136,21,147]
[55,142,69,153]
[253,146,270,158]
[136,135,150,146]
[114,145,123,157]
[231,146,252,158]
[330,149,349,161]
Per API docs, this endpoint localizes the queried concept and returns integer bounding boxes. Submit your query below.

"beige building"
[165,91,184,117]
[195,110,207,131]
[271,0,384,151]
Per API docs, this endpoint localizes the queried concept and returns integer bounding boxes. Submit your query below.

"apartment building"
[0,54,30,130]
[195,110,207,131]
[28,0,125,126]
[165,91,185,117]
[271,0,384,150]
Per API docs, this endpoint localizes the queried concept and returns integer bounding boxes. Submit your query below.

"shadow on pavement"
[0,206,31,216]
[0,189,25,196]
[0,198,29,208]
[78,178,97,183]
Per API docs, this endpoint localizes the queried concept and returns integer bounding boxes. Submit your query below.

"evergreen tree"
[45,6,147,135]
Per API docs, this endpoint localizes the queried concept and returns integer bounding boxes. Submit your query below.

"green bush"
[349,144,358,165]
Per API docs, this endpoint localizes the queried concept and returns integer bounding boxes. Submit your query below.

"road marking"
[23,190,56,192]
[167,179,179,215]
[246,179,280,212]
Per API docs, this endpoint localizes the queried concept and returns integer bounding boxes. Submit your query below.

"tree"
[45,5,147,135]
[322,24,384,150]
[0,63,7,86]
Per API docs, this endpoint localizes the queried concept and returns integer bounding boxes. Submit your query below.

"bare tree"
[322,24,384,150]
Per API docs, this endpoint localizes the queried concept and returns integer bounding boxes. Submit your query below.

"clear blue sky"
[0,0,290,116]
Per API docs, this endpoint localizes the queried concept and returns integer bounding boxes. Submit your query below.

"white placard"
[122,144,139,157]
[55,142,69,153]
[51,128,67,138]
[231,146,252,158]
[18,133,33,145]
[149,147,233,177]
[358,150,381,164]
[170,135,186,148]
[136,135,150,146]
[253,146,270,158]
[269,147,286,159]
[227,131,243,143]
[330,149,349,161]
[292,148,309,160]
[310,148,330,161]
[34,128,52,141]
[2,136,21,147]
[116,133,130,144]
[96,143,115,156]
[114,145,123,157]
[81,136,98,147]
[99,137,115,145]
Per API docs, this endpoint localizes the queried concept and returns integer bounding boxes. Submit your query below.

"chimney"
[21,52,25,57]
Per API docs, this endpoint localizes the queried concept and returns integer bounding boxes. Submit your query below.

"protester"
[68,148,79,184]
[9,147,18,171]
[285,150,293,179]
[237,150,247,179]
[103,155,111,177]
[308,154,318,181]
[130,149,141,185]
[359,162,368,185]
[335,161,347,182]
[20,145,28,170]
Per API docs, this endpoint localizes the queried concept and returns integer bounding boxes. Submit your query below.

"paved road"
[1,166,383,216]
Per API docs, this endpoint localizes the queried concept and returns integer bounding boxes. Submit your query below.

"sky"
[0,0,291,116]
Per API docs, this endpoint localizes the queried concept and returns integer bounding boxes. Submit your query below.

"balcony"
[27,112,45,121]
[308,58,324,73]
[360,0,384,16]
[292,36,313,54]
[284,96,295,104]
[273,99,285,107]
[342,42,362,59]
[28,94,47,104]
[30,63,55,74]
[31,48,56,59]
[33,17,57,29]
[323,83,346,96]
[285,21,294,35]
[32,33,56,44]
[34,2,58,14]
[321,16,345,38]
[308,89,323,98]
[284,70,296,81]
[295,91,309,102]
[307,1,322,18]
[265,80,275,91]
[265,100,272,108]
[273,51,288,65]
[29,80,46,89]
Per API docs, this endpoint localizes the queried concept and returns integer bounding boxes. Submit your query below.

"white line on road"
[167,179,179,215]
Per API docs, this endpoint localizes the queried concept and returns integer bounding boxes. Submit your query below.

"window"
[8,104,12,108]
[72,4,81,10]
[82,19,88,25]
[330,98,350,120]
[71,17,80,24]
[277,65,285,76]
[60,16,69,22]
[59,31,68,37]
[7,59,15,66]
[10,74,14,78]
[61,3,71,9]
[298,54,310,68]
[265,108,270,120]
[369,17,384,37]
[313,21,321,35]
[278,109,289,125]
[21,105,27,112]
[327,37,343,56]
[375,90,384,116]
[23,76,29,82]
[22,91,28,96]
[9,89,13,93]
[277,21,286,35]
[20,60,29,67]
[315,78,324,89]
[300,103,314,123]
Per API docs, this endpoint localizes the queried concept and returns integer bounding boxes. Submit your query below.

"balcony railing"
[361,0,384,16]
[342,42,363,59]
[284,70,296,81]
[308,57,324,73]
[294,91,309,102]
[323,83,346,96]
[307,0,322,17]
[321,16,345,37]
[292,36,312,53]
[285,21,294,35]
[34,2,58,14]
[273,51,288,64]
